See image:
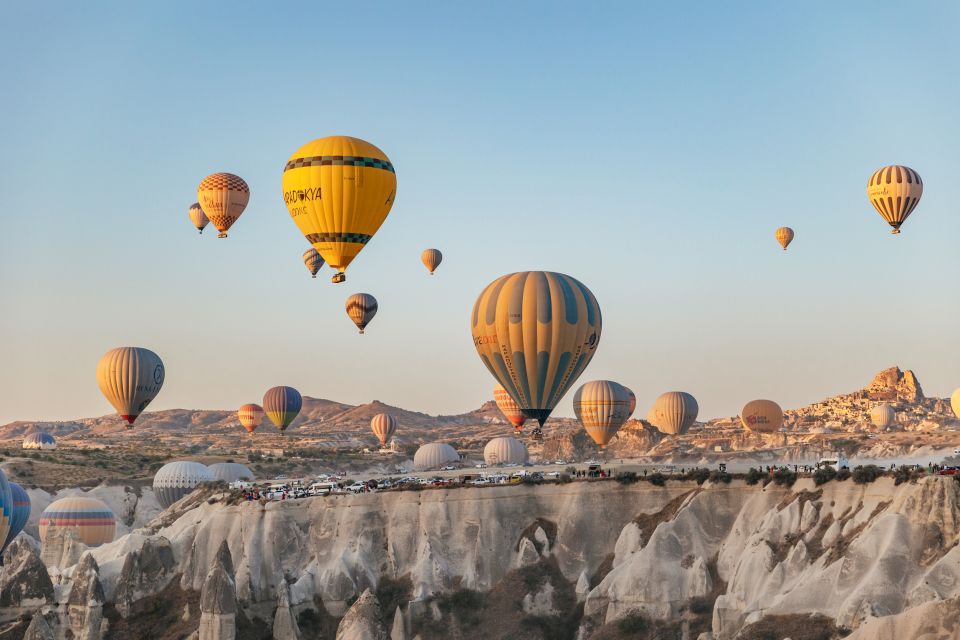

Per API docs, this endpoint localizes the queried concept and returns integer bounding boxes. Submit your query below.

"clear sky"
[0,2,957,425]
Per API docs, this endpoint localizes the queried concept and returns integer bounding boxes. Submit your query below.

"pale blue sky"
[0,2,957,425]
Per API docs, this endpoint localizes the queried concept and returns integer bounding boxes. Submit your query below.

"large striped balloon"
[493,384,527,432]
[39,497,115,547]
[370,413,397,446]
[4,483,30,553]
[867,165,922,234]
[96,347,165,426]
[345,293,378,334]
[188,202,209,234]
[237,403,264,434]
[282,136,397,283]
[263,386,302,432]
[197,173,250,238]
[651,391,699,435]
[573,380,634,448]
[472,272,602,426]
[303,248,325,278]
[153,461,214,509]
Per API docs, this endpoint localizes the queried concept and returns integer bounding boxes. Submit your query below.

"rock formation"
[67,553,104,640]
[198,540,237,640]
[336,588,388,640]
[0,537,54,611]
[114,536,176,617]
[22,612,55,640]
[272,581,301,640]
[866,366,924,402]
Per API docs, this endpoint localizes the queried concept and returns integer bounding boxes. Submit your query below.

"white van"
[818,454,849,470]
[309,482,337,496]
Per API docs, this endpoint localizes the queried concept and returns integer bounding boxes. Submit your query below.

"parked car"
[939,467,959,476]
[554,460,567,465]
[440,465,457,471]
[347,482,367,493]
[545,471,560,479]
[475,463,488,469]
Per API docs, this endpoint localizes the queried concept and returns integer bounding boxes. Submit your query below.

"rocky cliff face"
[3,478,959,639]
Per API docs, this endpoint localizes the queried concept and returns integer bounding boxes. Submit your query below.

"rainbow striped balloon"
[39,497,116,547]
[262,386,302,432]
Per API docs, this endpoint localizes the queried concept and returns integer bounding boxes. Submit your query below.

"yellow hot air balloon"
[346,293,378,334]
[740,399,783,433]
[421,249,442,275]
[471,272,602,428]
[303,248,324,278]
[281,136,397,283]
[96,347,165,427]
[370,413,397,447]
[493,384,527,432]
[950,388,960,419]
[573,380,633,448]
[197,173,250,238]
[238,404,264,434]
[651,391,699,435]
[775,227,794,250]
[188,203,209,235]
[867,165,922,234]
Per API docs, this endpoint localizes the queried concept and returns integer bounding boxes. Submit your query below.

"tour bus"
[817,454,850,470]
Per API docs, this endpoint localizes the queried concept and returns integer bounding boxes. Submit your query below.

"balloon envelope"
[471,271,602,426]
[22,431,56,449]
[483,436,528,466]
[775,227,794,250]
[493,384,527,432]
[96,347,165,426]
[262,386,302,431]
[421,248,442,274]
[303,248,325,277]
[282,136,396,281]
[0,470,11,556]
[951,388,960,419]
[867,165,922,234]
[740,399,783,433]
[4,483,29,552]
[197,173,250,238]
[208,462,254,484]
[370,413,397,446]
[39,497,115,547]
[651,391,699,435]
[346,293,378,334]
[188,202,209,234]
[153,461,214,509]
[238,404,264,433]
[413,443,459,471]
[574,380,634,447]
[870,404,896,429]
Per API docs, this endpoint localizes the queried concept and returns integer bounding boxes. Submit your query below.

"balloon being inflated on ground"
[153,461,215,509]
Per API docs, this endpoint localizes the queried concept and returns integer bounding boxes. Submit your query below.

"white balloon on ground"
[153,461,214,509]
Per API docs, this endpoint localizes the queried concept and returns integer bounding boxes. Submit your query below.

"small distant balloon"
[869,404,896,429]
[867,165,922,234]
[574,380,634,448]
[237,404,264,434]
[96,347,165,427]
[370,413,397,447]
[651,391,699,435]
[262,386,302,433]
[303,248,325,278]
[197,173,250,238]
[740,399,783,433]
[421,249,442,275]
[188,203,209,235]
[345,293,378,334]
[775,227,794,250]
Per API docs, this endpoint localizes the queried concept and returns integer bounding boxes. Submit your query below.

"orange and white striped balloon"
[197,173,250,238]
[493,384,527,432]
[573,380,634,448]
[238,404,264,434]
[188,203,209,234]
[370,413,397,446]
[867,165,922,234]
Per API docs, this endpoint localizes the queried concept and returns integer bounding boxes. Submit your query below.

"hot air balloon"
[483,436,528,466]
[951,388,960,419]
[627,389,637,416]
[413,443,459,471]
[4,483,30,554]
[867,165,922,234]
[303,248,325,278]
[263,386,302,432]
[22,431,56,450]
[421,249,442,275]
[370,413,397,447]
[0,470,11,563]
[237,404,264,434]
[493,384,527,432]
[775,227,794,250]
[39,497,115,547]
[471,272,602,430]
[346,293,378,334]
[197,173,250,238]
[870,404,896,430]
[740,399,783,433]
[208,462,254,484]
[281,136,397,283]
[96,347,165,427]
[153,461,214,509]
[573,380,634,448]
[188,202,209,235]
[651,391,699,435]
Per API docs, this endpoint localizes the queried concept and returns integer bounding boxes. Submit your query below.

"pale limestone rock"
[613,521,644,568]
[0,536,54,609]
[67,553,104,640]
[522,580,557,616]
[575,570,591,602]
[199,541,236,640]
[515,537,541,568]
[336,588,388,640]
[22,612,55,640]
[40,525,86,569]
[273,581,300,640]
